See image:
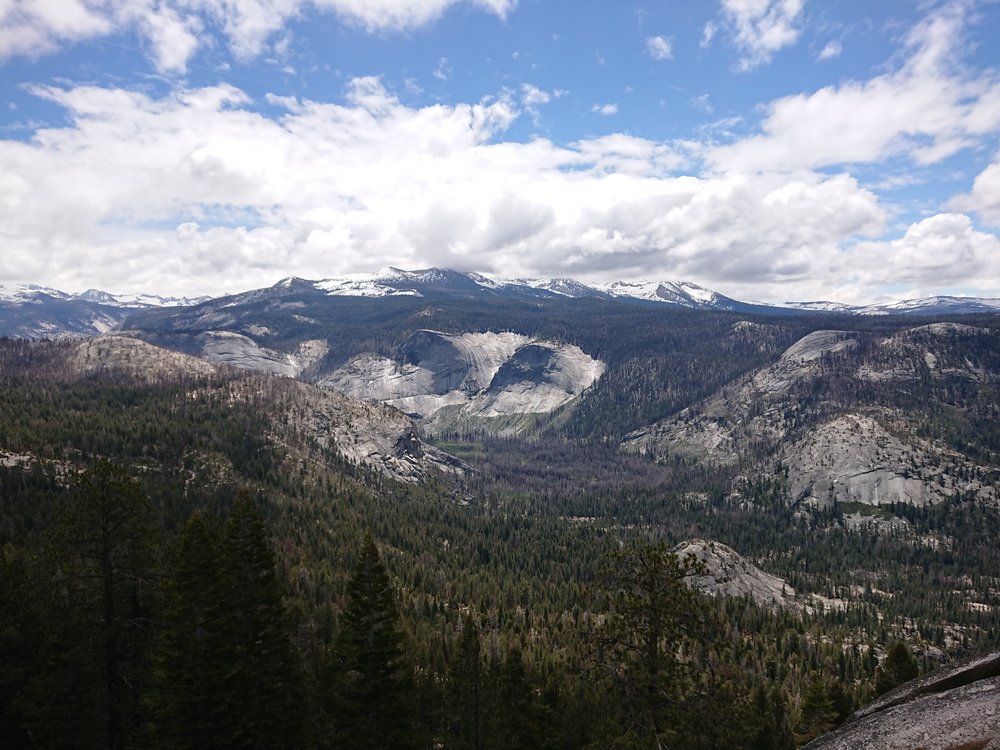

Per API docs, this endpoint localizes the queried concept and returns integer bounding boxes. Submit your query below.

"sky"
[1,0,1000,304]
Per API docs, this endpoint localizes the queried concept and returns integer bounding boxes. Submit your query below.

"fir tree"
[217,493,306,749]
[874,641,919,697]
[144,512,228,749]
[329,531,415,750]
[445,614,484,750]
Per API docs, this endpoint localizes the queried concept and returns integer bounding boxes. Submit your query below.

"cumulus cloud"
[952,159,1000,226]
[645,35,673,61]
[592,103,619,116]
[707,3,1000,173]
[844,213,1000,293]
[0,77,912,300]
[0,0,517,72]
[718,0,804,71]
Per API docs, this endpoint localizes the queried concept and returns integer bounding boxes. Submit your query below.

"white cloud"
[433,56,453,81]
[718,0,804,71]
[844,213,1000,292]
[592,103,619,116]
[817,39,841,61]
[520,83,551,106]
[707,3,1000,173]
[701,21,717,49]
[645,35,673,61]
[952,159,1000,226]
[0,78,917,301]
[0,0,517,72]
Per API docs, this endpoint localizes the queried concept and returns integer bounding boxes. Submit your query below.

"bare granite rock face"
[196,331,303,377]
[276,380,469,483]
[622,330,857,463]
[674,539,798,610]
[804,652,1000,750]
[784,413,961,508]
[319,329,605,434]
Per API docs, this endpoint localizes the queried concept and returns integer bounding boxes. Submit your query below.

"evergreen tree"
[217,493,306,749]
[489,647,540,750]
[445,614,484,750]
[874,641,919,696]
[43,461,161,749]
[794,679,837,746]
[329,531,415,750]
[144,512,228,749]
[592,544,713,750]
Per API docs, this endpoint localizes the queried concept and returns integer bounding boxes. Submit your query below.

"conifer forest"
[1,299,999,749]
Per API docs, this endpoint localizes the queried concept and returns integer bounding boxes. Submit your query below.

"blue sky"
[1,0,999,303]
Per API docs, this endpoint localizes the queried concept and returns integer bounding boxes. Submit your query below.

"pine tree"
[217,493,306,749]
[43,461,161,749]
[444,614,484,750]
[593,544,713,749]
[144,512,228,749]
[874,641,919,696]
[328,531,415,750]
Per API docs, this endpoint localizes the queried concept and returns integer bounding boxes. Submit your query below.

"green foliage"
[874,641,919,697]
[326,531,415,750]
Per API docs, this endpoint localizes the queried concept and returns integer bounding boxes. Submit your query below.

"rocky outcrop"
[72,334,219,380]
[783,413,970,508]
[804,652,1000,749]
[319,329,605,434]
[278,381,469,483]
[623,330,857,463]
[72,334,466,485]
[623,325,998,508]
[675,539,798,610]
[859,322,992,382]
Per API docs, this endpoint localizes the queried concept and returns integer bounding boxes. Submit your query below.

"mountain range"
[3,267,1000,338]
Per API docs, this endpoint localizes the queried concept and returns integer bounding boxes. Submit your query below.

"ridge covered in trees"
[1,320,998,748]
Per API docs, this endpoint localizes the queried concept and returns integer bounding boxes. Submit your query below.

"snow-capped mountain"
[597,279,739,309]
[3,269,1000,339]
[0,284,215,338]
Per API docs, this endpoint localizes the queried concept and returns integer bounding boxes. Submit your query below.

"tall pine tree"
[328,531,414,750]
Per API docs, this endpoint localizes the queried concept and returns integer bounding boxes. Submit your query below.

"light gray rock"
[73,334,219,380]
[675,539,798,610]
[196,331,302,376]
[805,652,1000,750]
[785,413,950,508]
[276,379,469,483]
[319,329,604,433]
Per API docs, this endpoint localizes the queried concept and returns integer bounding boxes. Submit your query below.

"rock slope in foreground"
[804,652,1000,750]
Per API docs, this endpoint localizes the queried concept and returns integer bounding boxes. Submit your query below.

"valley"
[1,272,999,748]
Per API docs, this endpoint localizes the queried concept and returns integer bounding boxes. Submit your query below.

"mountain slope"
[623,323,1000,509]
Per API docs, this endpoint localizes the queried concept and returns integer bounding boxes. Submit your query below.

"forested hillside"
[2,311,999,748]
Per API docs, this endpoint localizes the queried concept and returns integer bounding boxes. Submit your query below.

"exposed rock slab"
[277,380,469,483]
[72,334,219,380]
[784,414,951,508]
[675,539,798,610]
[623,330,857,462]
[196,331,303,377]
[805,652,1000,750]
[319,329,604,433]
[73,335,465,485]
